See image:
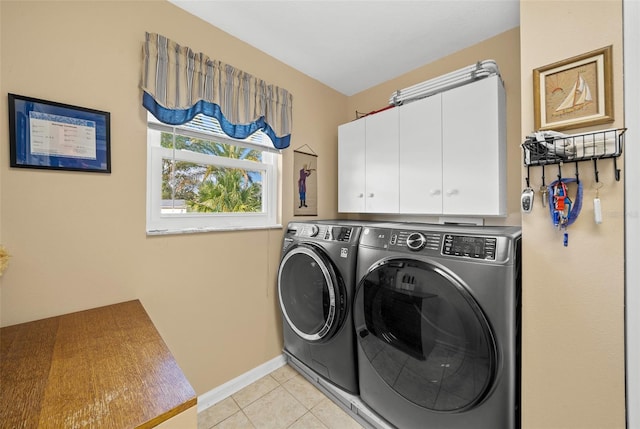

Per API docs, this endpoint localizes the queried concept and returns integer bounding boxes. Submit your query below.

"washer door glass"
[278,244,344,342]
[355,258,496,412]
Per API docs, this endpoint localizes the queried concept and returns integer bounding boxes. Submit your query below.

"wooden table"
[1,300,197,428]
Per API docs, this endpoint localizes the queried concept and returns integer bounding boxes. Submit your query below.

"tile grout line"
[285,410,330,429]
[201,365,363,429]
[240,409,258,429]
[246,369,318,429]
[232,374,280,409]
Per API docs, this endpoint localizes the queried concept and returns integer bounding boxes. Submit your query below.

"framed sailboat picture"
[533,46,613,131]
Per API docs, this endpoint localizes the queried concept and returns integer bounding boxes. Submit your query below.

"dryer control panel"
[360,224,519,264]
[360,227,508,262]
[442,234,497,260]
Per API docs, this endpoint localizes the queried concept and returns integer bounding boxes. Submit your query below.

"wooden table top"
[0,300,197,428]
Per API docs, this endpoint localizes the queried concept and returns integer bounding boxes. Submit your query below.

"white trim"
[197,354,287,413]
[147,223,283,236]
[624,1,640,427]
[145,125,280,234]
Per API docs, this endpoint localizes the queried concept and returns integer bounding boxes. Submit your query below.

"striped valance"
[141,32,293,149]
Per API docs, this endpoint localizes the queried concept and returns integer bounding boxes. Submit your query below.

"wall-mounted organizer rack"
[522,128,626,182]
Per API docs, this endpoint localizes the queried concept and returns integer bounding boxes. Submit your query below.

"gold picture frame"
[533,45,613,131]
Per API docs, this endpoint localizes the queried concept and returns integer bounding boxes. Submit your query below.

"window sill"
[146,224,283,236]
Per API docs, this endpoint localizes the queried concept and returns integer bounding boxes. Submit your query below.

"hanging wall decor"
[294,146,318,216]
[8,94,111,173]
[533,45,613,131]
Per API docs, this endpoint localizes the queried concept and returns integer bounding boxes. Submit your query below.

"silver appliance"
[354,222,521,429]
[278,220,363,393]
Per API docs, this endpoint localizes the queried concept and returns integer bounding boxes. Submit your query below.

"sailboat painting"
[534,46,613,131]
[552,72,594,115]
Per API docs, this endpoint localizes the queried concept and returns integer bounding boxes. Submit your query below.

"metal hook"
[593,158,600,183]
[526,165,530,188]
[614,157,621,181]
[541,165,546,186]
[575,162,580,184]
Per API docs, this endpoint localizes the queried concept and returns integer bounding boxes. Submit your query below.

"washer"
[354,222,521,429]
[278,220,363,394]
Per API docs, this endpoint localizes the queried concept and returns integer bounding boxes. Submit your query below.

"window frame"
[146,117,281,235]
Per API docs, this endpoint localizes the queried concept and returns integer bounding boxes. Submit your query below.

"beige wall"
[520,1,625,428]
[0,0,344,394]
[0,0,3,308]
[345,28,523,226]
[0,1,627,425]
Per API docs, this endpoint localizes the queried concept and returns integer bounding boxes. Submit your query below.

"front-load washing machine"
[354,222,521,429]
[278,220,363,394]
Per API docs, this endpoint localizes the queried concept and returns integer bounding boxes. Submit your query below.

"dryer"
[354,222,521,429]
[278,220,362,394]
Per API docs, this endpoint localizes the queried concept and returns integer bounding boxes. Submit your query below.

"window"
[146,114,280,234]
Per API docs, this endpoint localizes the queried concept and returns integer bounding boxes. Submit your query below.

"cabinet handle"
[430,189,441,196]
[368,193,375,198]
[446,189,459,196]
[357,193,364,198]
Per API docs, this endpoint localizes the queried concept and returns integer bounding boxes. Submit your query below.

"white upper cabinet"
[338,118,366,212]
[338,74,505,216]
[338,108,399,214]
[441,75,506,216]
[399,93,443,213]
[364,107,399,213]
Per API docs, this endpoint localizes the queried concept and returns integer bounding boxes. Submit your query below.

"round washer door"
[354,258,497,412]
[278,243,346,342]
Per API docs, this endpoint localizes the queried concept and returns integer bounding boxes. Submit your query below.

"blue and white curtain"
[141,32,293,149]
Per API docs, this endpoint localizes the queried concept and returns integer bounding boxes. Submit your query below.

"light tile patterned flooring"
[198,364,364,429]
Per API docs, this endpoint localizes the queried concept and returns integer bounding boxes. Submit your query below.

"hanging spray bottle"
[594,184,603,224]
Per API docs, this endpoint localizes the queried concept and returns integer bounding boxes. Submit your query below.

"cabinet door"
[338,119,366,212]
[441,75,506,216]
[399,94,443,214]
[365,107,399,213]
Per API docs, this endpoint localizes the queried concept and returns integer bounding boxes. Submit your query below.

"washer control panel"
[328,226,354,242]
[389,230,441,251]
[290,223,354,242]
[442,234,497,260]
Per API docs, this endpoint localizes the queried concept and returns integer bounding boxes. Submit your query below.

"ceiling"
[169,0,520,96]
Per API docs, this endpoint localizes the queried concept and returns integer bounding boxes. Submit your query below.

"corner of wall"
[0,0,5,311]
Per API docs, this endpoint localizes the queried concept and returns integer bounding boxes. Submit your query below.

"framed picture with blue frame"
[8,93,111,173]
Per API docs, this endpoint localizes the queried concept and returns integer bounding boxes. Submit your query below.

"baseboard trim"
[197,354,287,413]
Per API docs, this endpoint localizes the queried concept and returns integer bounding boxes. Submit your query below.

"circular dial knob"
[406,232,427,251]
[308,225,319,237]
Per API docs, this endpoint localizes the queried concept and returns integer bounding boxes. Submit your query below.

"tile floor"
[198,364,364,429]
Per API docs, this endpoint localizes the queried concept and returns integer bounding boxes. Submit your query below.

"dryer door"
[355,258,497,412]
[278,243,346,342]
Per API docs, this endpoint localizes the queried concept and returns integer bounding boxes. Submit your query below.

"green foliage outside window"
[161,133,263,213]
